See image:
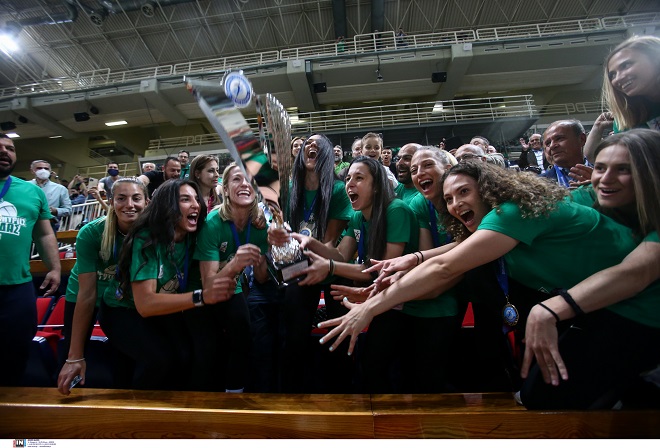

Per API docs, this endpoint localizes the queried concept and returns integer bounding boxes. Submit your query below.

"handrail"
[147,95,537,151]
[1,12,657,100]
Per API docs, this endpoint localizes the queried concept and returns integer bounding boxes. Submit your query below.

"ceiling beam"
[10,97,78,139]
[139,78,188,126]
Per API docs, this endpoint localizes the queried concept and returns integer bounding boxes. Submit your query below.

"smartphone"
[87,177,99,189]
[69,375,82,390]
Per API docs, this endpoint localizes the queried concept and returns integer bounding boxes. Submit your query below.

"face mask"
[70,193,79,198]
[108,169,119,176]
[36,169,51,180]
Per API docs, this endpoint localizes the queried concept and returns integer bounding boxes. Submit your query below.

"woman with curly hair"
[584,35,660,161]
[269,133,353,392]
[192,163,268,392]
[318,161,647,407]
[100,178,236,390]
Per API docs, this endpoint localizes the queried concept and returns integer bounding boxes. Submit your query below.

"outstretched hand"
[329,283,375,303]
[521,304,568,386]
[317,298,372,356]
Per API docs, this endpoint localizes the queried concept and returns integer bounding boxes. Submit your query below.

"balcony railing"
[1,12,657,100]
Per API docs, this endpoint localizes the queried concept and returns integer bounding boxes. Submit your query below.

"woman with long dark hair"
[100,178,236,390]
[189,154,221,213]
[268,133,353,392]
[292,156,420,392]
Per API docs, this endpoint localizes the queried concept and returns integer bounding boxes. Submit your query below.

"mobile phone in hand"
[69,375,82,390]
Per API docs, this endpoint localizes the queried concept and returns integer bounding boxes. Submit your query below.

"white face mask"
[35,169,51,180]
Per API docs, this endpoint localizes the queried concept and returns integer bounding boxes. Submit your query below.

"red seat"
[42,296,65,338]
[36,296,56,325]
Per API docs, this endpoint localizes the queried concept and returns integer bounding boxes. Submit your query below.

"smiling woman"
[317,160,660,409]
[98,178,237,391]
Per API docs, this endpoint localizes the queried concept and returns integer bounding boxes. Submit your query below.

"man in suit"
[518,134,549,173]
[541,120,592,188]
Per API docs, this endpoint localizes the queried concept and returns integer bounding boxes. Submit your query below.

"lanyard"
[555,167,571,188]
[303,191,318,222]
[0,176,12,202]
[175,238,190,293]
[228,216,251,248]
[357,219,366,264]
[428,200,441,248]
[497,257,519,329]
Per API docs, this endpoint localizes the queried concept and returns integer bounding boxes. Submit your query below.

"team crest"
[220,241,228,253]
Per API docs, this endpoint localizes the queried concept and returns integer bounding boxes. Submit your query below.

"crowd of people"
[0,35,658,410]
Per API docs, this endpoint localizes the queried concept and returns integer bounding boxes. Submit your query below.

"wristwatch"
[192,289,205,307]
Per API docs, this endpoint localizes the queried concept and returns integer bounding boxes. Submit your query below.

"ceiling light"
[376,69,384,82]
[6,133,19,138]
[0,23,20,54]
[105,120,128,127]
[49,135,62,139]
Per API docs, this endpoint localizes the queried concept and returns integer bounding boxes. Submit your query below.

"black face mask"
[70,193,79,199]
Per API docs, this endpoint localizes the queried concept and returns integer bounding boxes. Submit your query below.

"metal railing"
[148,95,537,151]
[1,12,657,100]
[58,201,106,232]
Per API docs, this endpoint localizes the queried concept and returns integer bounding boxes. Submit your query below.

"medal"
[502,301,519,326]
[299,226,312,237]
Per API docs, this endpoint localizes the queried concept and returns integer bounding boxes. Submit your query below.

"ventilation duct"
[9,2,77,27]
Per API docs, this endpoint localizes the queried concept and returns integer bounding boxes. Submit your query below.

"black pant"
[99,302,191,390]
[521,309,660,410]
[183,293,251,391]
[362,309,460,393]
[280,282,353,393]
[246,280,285,392]
[0,282,37,386]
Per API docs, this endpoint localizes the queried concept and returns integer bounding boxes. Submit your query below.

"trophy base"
[267,255,309,288]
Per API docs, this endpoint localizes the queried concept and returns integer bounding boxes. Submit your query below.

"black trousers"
[280,282,353,393]
[521,309,660,410]
[362,309,460,393]
[99,302,191,390]
[183,292,251,391]
[0,282,37,386]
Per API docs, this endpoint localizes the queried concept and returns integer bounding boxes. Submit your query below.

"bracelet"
[328,259,335,277]
[413,252,421,266]
[556,288,584,317]
[418,251,425,263]
[537,303,560,323]
[65,358,85,364]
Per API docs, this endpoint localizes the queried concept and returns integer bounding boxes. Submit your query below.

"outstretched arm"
[318,230,518,354]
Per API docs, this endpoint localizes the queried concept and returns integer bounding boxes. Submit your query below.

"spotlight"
[313,82,327,93]
[90,106,99,115]
[17,115,28,124]
[0,121,16,131]
[74,112,90,122]
[432,72,448,83]
[376,70,384,82]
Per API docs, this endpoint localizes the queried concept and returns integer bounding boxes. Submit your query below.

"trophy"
[186,70,307,287]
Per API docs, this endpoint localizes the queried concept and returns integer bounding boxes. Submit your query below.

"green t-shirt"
[104,231,192,309]
[568,185,597,208]
[606,231,660,328]
[346,199,418,263]
[194,209,268,294]
[405,194,458,318]
[65,217,122,307]
[394,183,420,204]
[478,201,638,294]
[0,176,52,286]
[613,103,660,133]
[292,180,353,240]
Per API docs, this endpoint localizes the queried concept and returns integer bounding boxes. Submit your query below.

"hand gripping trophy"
[186,70,308,287]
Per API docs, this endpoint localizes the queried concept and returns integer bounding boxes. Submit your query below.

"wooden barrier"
[30,258,76,275]
[1,387,659,438]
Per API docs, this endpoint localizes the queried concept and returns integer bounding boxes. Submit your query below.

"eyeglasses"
[456,154,480,162]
